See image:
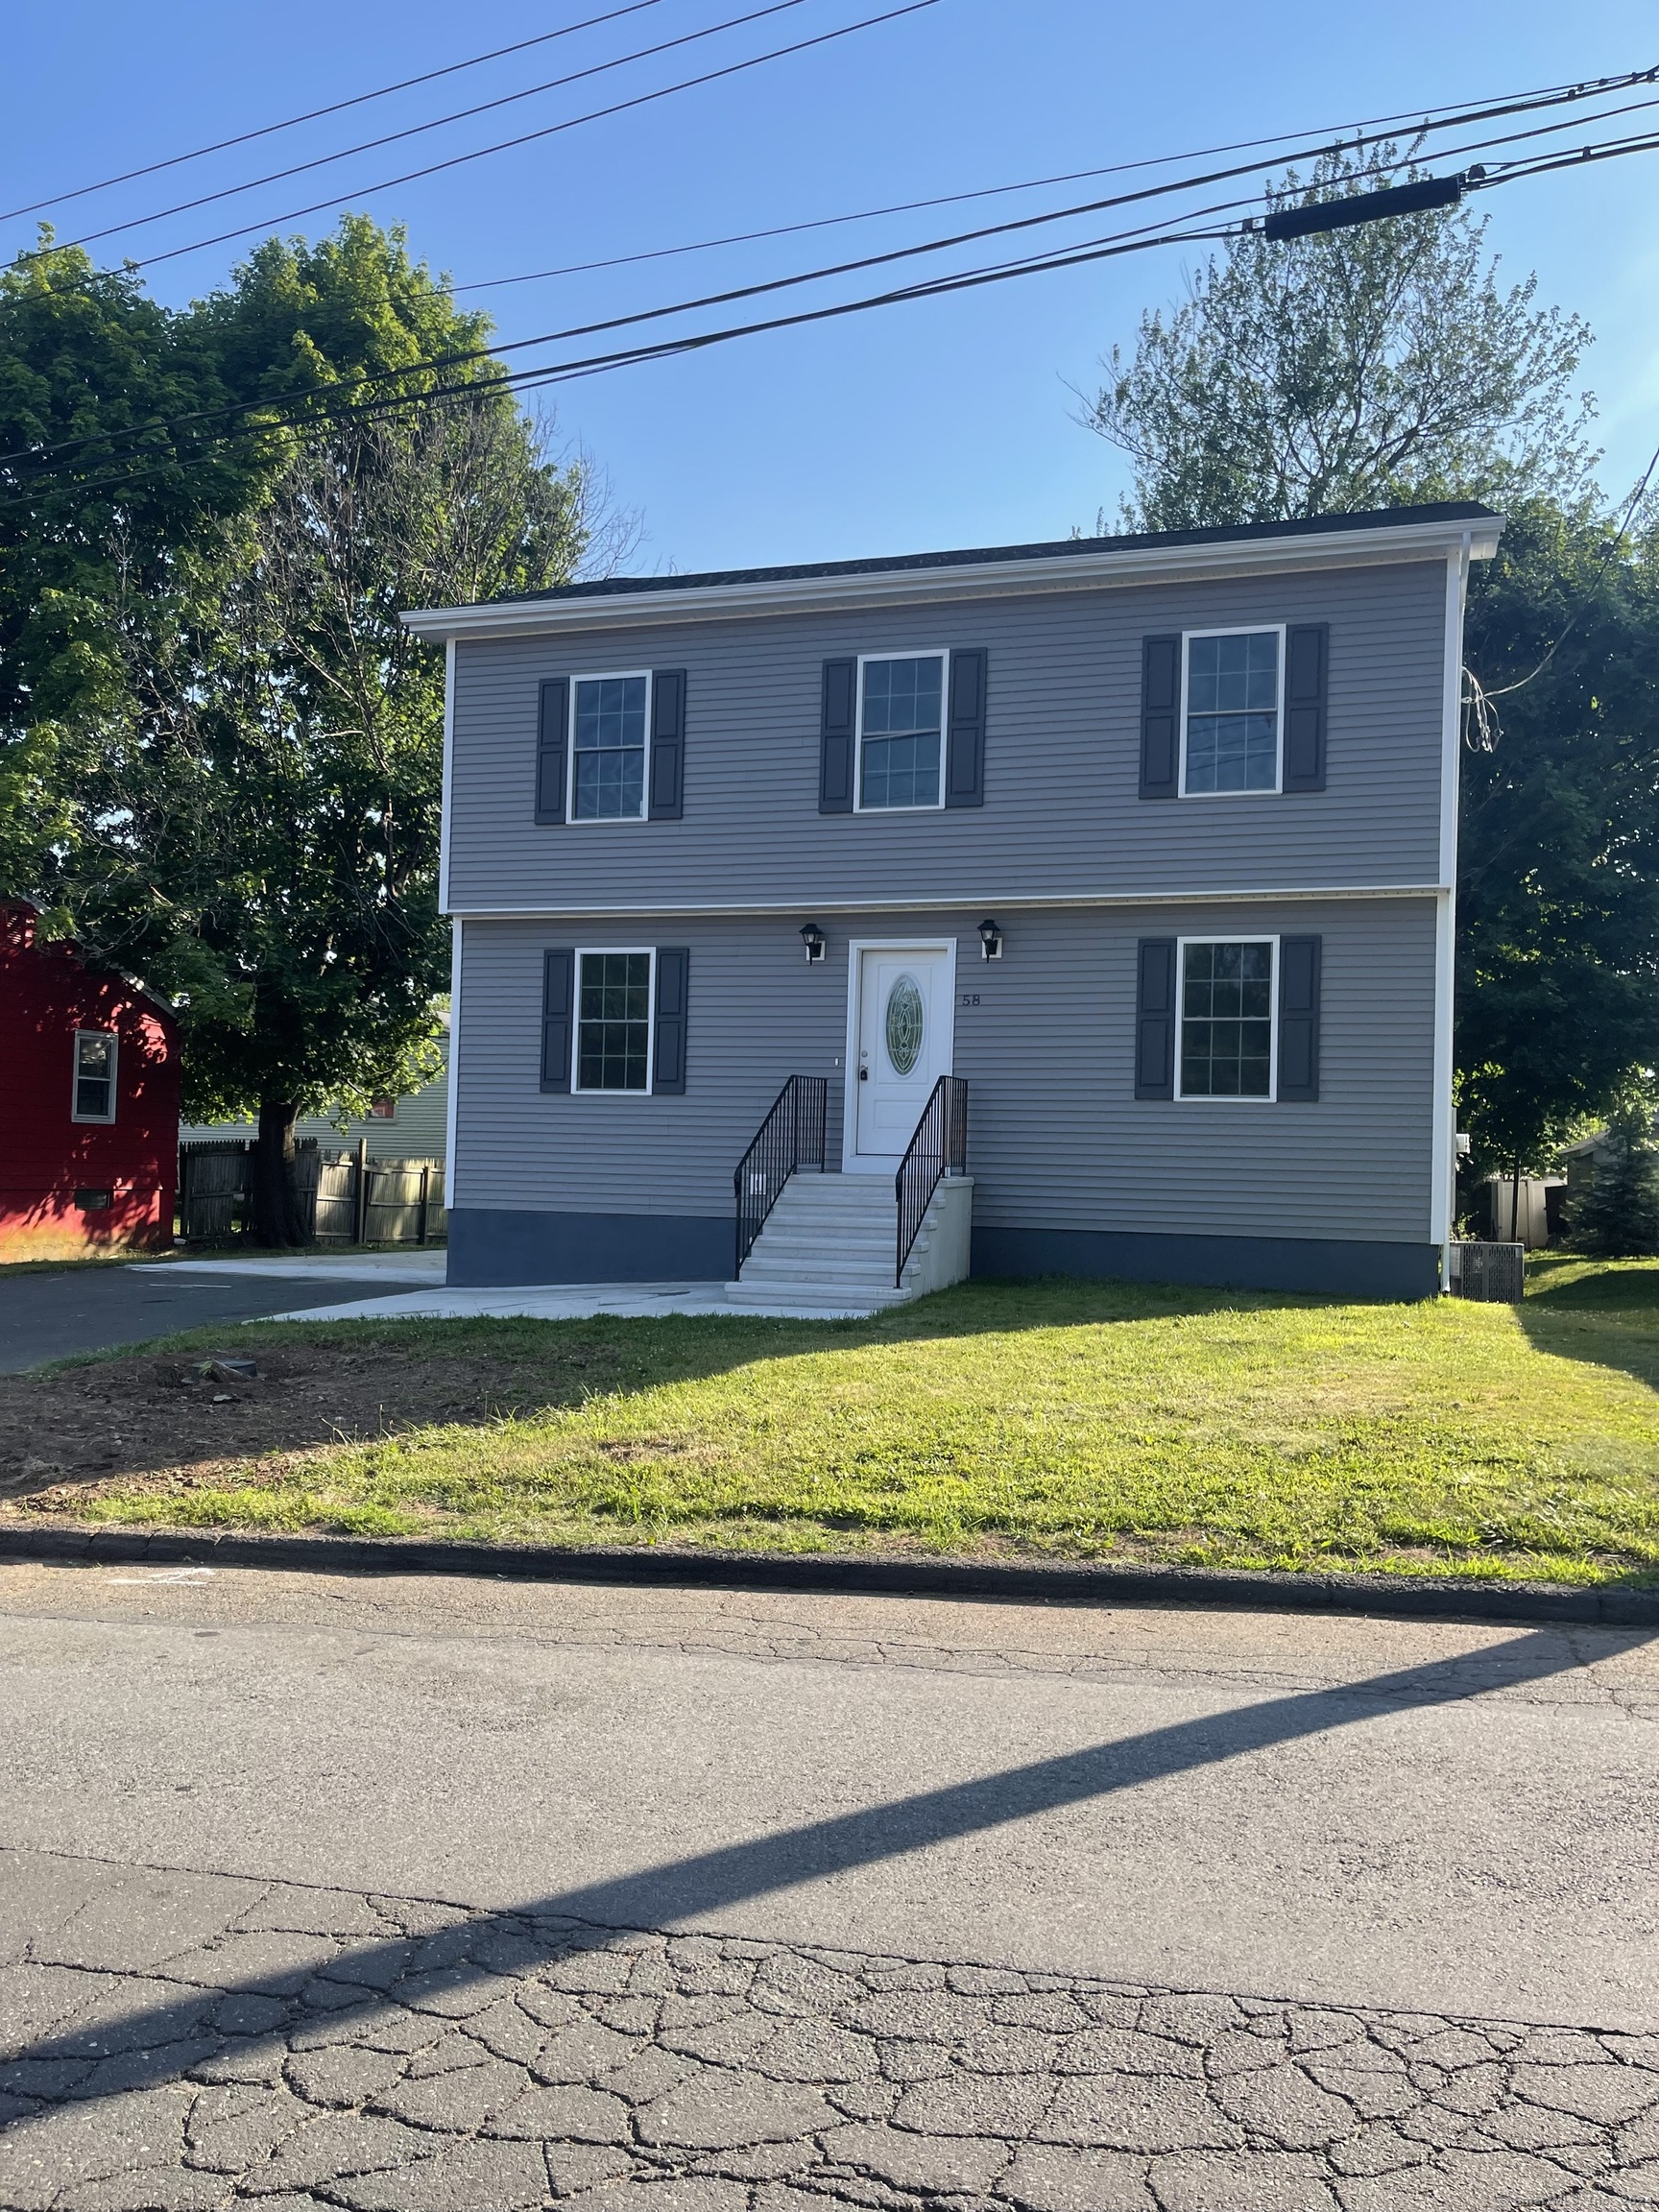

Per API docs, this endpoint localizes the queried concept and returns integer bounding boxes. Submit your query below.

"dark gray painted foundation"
[447,1208,731,1286]
[971,1225,1441,1300]
[450,1206,1440,1300]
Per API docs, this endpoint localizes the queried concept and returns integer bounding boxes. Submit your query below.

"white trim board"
[402,517,1503,643]
[446,883,1444,922]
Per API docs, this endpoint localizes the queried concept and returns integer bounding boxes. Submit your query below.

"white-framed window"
[71,1029,118,1122]
[1175,937,1278,1100]
[1181,625,1285,796]
[574,947,656,1094]
[569,670,651,822]
[855,651,947,811]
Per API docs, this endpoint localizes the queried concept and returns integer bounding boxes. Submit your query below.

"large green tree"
[1082,146,1594,529]
[2,218,611,1243]
[1456,500,1659,1180]
[1081,150,1659,1178]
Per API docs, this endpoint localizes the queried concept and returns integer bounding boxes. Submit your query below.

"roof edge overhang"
[402,513,1503,643]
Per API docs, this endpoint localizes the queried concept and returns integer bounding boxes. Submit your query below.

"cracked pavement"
[1,1561,1656,2208]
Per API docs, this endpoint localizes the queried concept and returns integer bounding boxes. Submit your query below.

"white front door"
[848,944,954,1168]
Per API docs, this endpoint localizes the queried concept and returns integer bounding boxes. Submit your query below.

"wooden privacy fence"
[178,1140,445,1245]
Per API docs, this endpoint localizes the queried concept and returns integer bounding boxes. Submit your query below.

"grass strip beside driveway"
[6,1262,1659,1586]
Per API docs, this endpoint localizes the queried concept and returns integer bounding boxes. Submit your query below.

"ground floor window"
[1177,939,1275,1098]
[71,1029,118,1121]
[576,950,654,1093]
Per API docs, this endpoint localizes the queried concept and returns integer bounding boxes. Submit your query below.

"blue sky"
[5,0,1656,572]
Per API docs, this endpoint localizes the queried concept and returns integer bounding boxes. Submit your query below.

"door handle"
[858,1067,868,1080]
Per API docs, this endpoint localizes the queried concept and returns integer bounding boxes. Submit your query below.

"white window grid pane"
[858,655,944,809]
[572,676,648,820]
[1178,943,1274,1098]
[576,953,651,1092]
[1184,632,1281,794]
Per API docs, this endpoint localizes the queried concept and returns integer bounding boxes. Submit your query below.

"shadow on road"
[8,1620,1651,2111]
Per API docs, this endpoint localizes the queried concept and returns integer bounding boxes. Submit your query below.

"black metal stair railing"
[895,1075,968,1286]
[733,1075,829,1275]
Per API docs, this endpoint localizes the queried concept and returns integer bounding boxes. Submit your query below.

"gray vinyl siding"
[445,560,1448,915]
[454,899,1436,1245]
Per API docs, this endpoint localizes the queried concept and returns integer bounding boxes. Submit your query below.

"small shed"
[0,902,180,1261]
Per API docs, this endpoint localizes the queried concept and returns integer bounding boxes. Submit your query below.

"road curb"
[2,1519,1657,1625]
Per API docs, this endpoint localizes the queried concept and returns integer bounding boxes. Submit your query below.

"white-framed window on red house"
[71,1030,118,1123]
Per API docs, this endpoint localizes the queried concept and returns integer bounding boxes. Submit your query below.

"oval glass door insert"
[884,974,925,1075]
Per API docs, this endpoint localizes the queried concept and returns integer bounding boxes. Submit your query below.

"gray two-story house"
[403,501,1501,1306]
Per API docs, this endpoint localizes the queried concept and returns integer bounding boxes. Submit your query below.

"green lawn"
[23,1256,1659,1586]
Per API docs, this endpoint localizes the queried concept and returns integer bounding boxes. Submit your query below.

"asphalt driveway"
[0,1261,441,1371]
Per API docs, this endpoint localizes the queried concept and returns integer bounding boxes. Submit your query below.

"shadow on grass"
[1518,1258,1659,1394]
[1,1274,1407,1506]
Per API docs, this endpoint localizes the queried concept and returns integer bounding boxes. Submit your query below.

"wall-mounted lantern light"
[800,921,827,965]
[977,918,1004,961]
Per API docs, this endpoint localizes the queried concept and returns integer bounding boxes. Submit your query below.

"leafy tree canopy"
[1082,145,1596,529]
[1,217,618,1242]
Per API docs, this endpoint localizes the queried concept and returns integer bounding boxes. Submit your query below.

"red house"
[0,902,180,1262]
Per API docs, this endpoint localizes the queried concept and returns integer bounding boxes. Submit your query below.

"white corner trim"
[444,918,463,1201]
[1430,536,1472,1267]
[401,517,1504,643]
[438,638,455,915]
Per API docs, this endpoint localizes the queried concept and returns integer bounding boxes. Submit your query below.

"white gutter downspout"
[1431,531,1473,1286]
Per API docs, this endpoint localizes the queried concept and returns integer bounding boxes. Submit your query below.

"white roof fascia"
[401,517,1503,643]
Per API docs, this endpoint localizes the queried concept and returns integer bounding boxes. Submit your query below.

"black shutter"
[819,658,856,813]
[944,648,987,807]
[649,669,685,820]
[536,678,568,825]
[541,949,573,1093]
[1283,624,1328,793]
[1278,935,1321,1101]
[1135,938,1177,1098]
[653,948,688,1095]
[1140,636,1182,798]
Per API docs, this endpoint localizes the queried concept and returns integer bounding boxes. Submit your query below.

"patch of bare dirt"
[0,1341,619,1504]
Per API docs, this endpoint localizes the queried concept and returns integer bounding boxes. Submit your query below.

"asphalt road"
[0,1561,1656,2205]
[0,1267,416,1372]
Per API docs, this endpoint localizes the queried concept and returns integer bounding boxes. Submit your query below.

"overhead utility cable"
[13,67,1654,476]
[45,0,816,254]
[81,0,940,275]
[441,61,1659,294]
[0,0,667,225]
[25,121,1659,516]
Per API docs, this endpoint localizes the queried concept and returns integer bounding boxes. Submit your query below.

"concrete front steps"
[725,1171,973,1314]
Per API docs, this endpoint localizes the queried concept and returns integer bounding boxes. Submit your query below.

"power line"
[31,119,1659,510]
[12,68,1656,479]
[0,0,668,226]
[438,64,1659,295]
[42,0,816,256]
[93,0,940,276]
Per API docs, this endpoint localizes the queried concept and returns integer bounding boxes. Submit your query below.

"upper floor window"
[1183,628,1283,795]
[368,1096,396,1120]
[572,673,649,820]
[576,949,654,1093]
[71,1029,118,1122]
[858,653,945,810]
[1177,939,1276,1099]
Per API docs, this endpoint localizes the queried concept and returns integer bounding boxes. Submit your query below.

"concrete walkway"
[1,1559,1656,2207]
[259,1279,878,1323]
